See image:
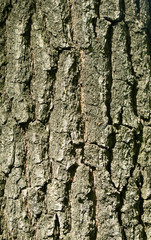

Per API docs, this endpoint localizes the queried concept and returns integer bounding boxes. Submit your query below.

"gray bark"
[0,0,151,239]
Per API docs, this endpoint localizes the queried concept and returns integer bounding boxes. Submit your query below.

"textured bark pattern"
[0,0,151,239]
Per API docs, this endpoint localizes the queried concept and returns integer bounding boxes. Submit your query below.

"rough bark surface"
[0,0,151,239]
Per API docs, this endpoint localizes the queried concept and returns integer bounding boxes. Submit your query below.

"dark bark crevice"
[87,169,98,240]
[136,0,140,15]
[23,15,33,49]
[0,1,13,25]
[116,191,127,240]
[135,170,147,239]
[92,0,102,38]
[131,125,143,179]
[0,25,7,94]
[104,23,113,125]
[78,50,87,144]
[89,141,108,150]
[0,1,13,98]
[94,0,101,19]
[53,214,60,240]
[133,127,147,239]
[64,163,78,234]
[124,23,134,75]
[146,27,151,83]
[106,132,118,190]
[120,0,125,21]
[0,175,6,235]
[45,68,58,123]
[148,0,151,17]
[124,23,139,117]
[25,9,37,123]
[70,0,76,44]
[92,18,97,38]
[130,79,138,117]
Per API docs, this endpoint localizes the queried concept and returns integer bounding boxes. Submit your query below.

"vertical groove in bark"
[104,24,113,125]
[106,132,117,189]
[71,0,76,43]
[124,23,138,117]
[136,0,140,14]
[65,163,78,234]
[53,214,60,240]
[118,192,127,240]
[94,0,101,19]
[79,49,87,144]
[134,126,147,239]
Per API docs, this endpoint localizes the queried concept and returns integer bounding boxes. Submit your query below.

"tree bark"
[0,0,151,239]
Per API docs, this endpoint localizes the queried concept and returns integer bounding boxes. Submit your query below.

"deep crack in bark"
[88,169,98,240]
[65,163,78,234]
[53,214,60,240]
[104,23,113,125]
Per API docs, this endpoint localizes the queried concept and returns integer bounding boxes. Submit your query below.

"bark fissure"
[106,132,118,190]
[53,214,60,240]
[104,24,113,125]
[71,0,76,43]
[120,0,125,20]
[146,27,151,71]
[133,127,147,238]
[136,170,147,239]
[88,169,98,240]
[79,49,87,143]
[131,127,143,179]
[117,191,128,240]
[136,0,140,15]
[125,23,138,116]
[92,18,97,38]
[94,0,101,19]
[148,0,151,17]
[65,164,78,233]
[0,1,13,24]
[0,177,6,236]
[27,15,37,121]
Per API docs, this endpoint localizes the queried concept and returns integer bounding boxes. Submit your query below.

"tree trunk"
[0,0,151,239]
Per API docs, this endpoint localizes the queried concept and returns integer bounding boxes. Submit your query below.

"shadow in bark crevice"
[53,214,60,240]
[87,169,98,240]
